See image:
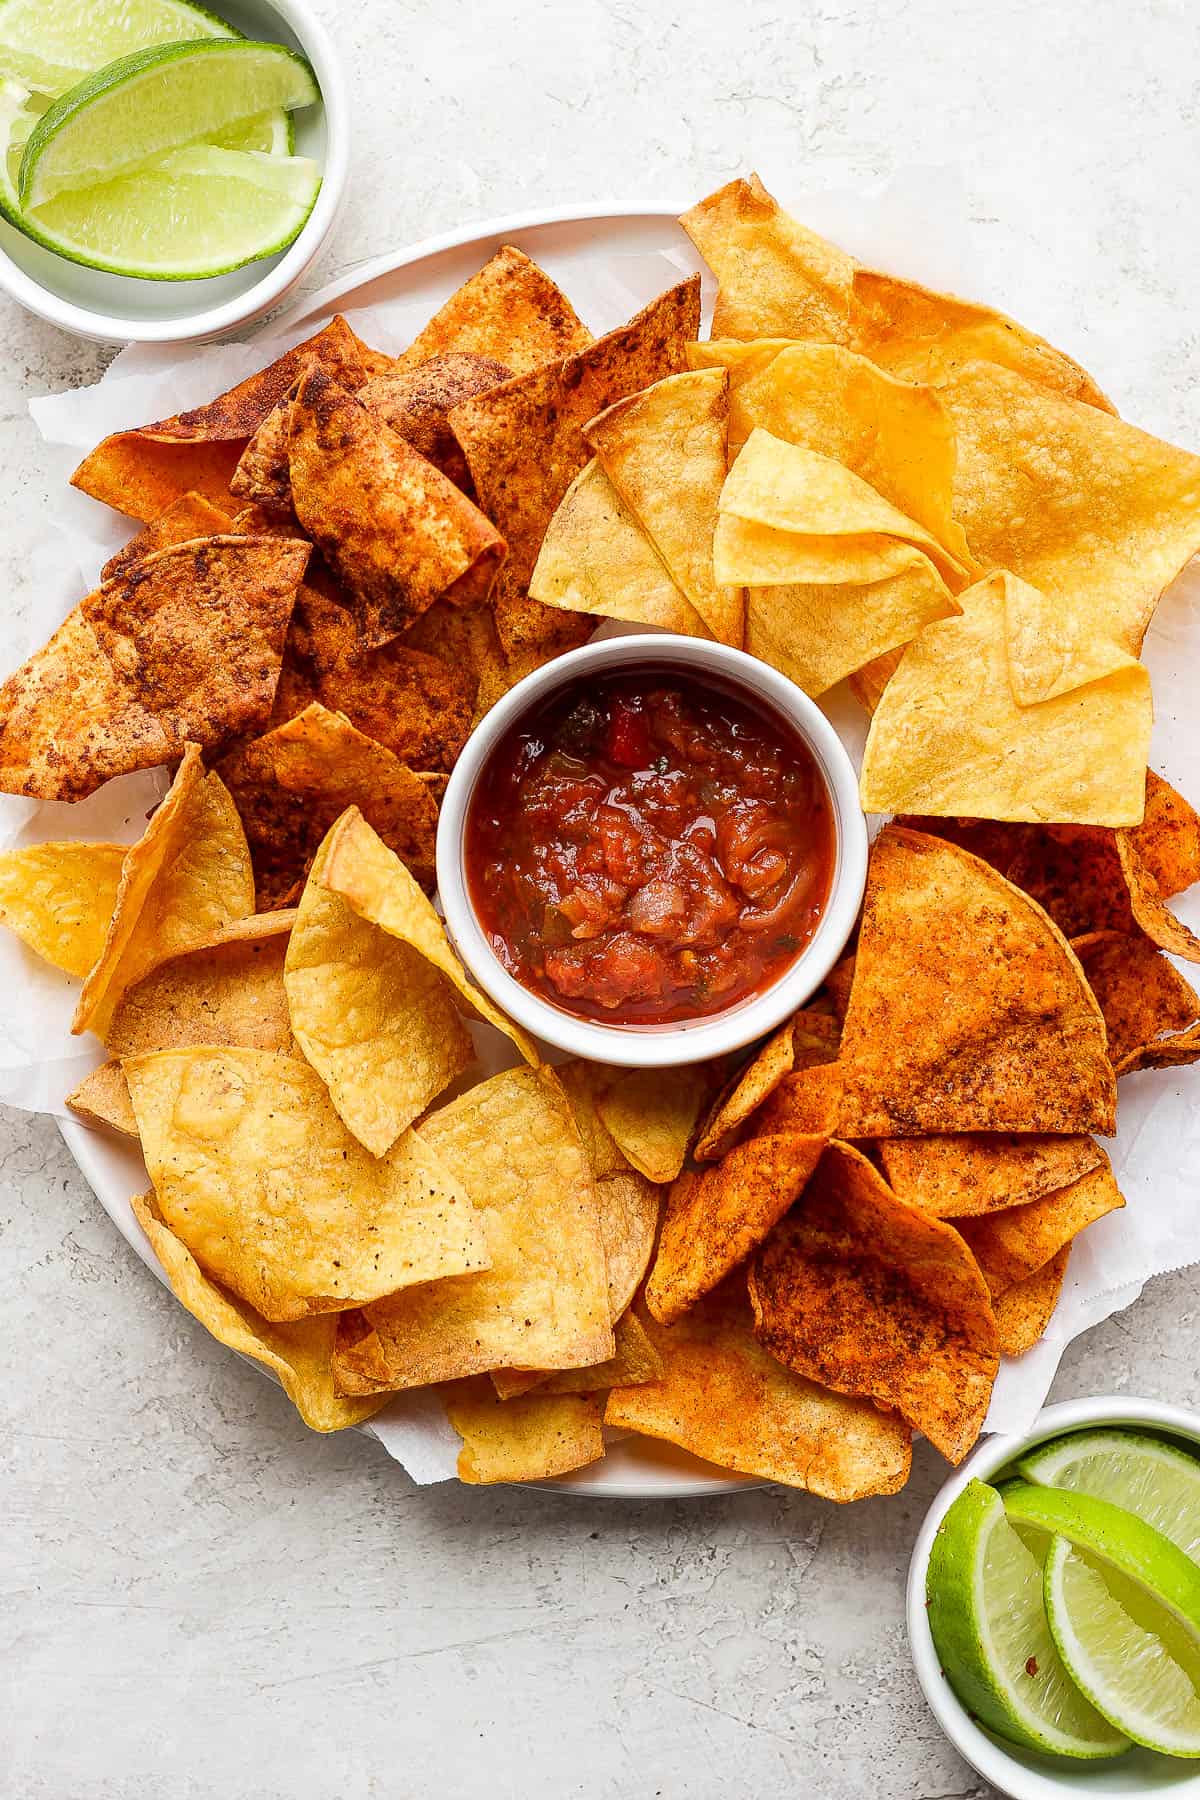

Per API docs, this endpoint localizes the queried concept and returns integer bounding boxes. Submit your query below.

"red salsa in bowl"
[464,668,836,1026]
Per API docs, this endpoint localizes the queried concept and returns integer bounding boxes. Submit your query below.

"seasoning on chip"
[361,351,511,494]
[1131,773,1200,897]
[442,1377,605,1484]
[101,492,234,582]
[606,1280,913,1499]
[105,912,294,1059]
[993,1245,1071,1358]
[66,1061,138,1137]
[332,1069,612,1392]
[1115,832,1200,965]
[73,746,255,1041]
[647,1131,828,1325]
[748,1142,998,1463]
[695,1009,839,1162]
[131,1193,390,1433]
[0,840,125,977]
[0,536,309,801]
[396,245,593,374]
[287,367,506,645]
[834,826,1115,1137]
[955,1159,1124,1296]
[877,1132,1105,1221]
[284,825,474,1156]
[680,174,855,344]
[126,1047,489,1321]
[1073,929,1200,1073]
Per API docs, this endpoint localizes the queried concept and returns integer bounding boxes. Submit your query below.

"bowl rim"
[435,632,869,1069]
[0,0,348,344]
[907,1394,1200,1800]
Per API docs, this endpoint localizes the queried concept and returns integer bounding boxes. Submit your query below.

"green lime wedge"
[926,1479,1130,1759]
[1005,1483,1200,1629]
[1045,1535,1200,1755]
[20,144,320,278]
[0,75,31,222]
[213,109,294,157]
[20,40,318,208]
[1018,1429,1200,1562]
[0,0,235,97]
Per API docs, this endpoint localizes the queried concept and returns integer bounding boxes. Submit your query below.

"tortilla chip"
[1116,832,1200,964]
[748,1141,998,1464]
[131,1192,389,1431]
[71,317,367,519]
[1131,773,1200,898]
[756,1062,845,1137]
[284,827,473,1156]
[490,1309,664,1401]
[230,397,295,514]
[101,492,234,582]
[105,912,294,1058]
[0,840,125,977]
[361,351,511,492]
[695,1011,839,1163]
[849,645,904,714]
[877,1132,1105,1220]
[647,1131,828,1326]
[1073,929,1199,1066]
[680,174,855,343]
[1003,571,1137,707]
[956,1158,1124,1296]
[316,805,539,1067]
[66,1060,138,1137]
[607,1280,912,1498]
[403,596,510,728]
[73,747,254,1040]
[449,276,701,667]
[594,1063,711,1183]
[216,703,440,907]
[529,458,710,637]
[555,1059,630,1177]
[834,826,1115,1137]
[584,369,743,645]
[396,245,592,374]
[443,1377,605,1483]
[287,367,506,644]
[126,1046,488,1321]
[859,573,1152,827]
[993,1245,1070,1358]
[332,1069,612,1391]
[0,536,310,802]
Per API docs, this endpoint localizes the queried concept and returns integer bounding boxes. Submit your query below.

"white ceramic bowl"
[436,632,868,1069]
[0,0,348,343]
[908,1395,1200,1800]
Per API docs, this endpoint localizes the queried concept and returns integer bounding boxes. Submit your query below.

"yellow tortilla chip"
[993,1245,1071,1358]
[555,1059,631,1178]
[101,492,234,582]
[317,805,538,1067]
[749,1142,998,1464]
[449,276,701,668]
[396,245,592,374]
[0,840,125,977]
[73,747,255,1041]
[594,1063,711,1183]
[647,1131,828,1326]
[284,826,473,1156]
[835,826,1115,1137]
[443,1377,604,1484]
[332,1069,613,1391]
[1073,929,1200,1073]
[490,1309,664,1401]
[1003,573,1137,707]
[680,174,855,343]
[131,1192,389,1431]
[956,1159,1124,1297]
[877,1133,1105,1221]
[125,1047,488,1322]
[0,536,310,802]
[106,912,294,1059]
[216,703,440,908]
[607,1280,912,1499]
[530,457,711,638]
[287,367,506,645]
[66,1060,138,1137]
[584,369,743,645]
[695,1010,839,1162]
[859,573,1153,827]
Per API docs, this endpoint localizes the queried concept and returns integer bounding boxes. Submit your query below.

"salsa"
[465,668,836,1025]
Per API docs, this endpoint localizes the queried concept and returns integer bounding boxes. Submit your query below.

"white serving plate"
[61,204,765,1497]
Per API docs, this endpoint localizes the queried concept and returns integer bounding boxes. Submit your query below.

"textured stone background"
[4,0,1200,1793]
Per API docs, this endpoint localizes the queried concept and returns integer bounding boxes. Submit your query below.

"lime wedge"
[1045,1535,1200,1755]
[1005,1483,1200,1630]
[0,0,234,97]
[20,144,321,278]
[20,40,319,208]
[926,1478,1130,1759]
[213,110,294,157]
[1018,1429,1200,1562]
[0,75,31,221]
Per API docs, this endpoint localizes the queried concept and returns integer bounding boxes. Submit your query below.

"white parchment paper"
[12,171,1200,1484]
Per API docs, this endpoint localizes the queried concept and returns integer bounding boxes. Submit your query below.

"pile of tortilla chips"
[3,183,1199,1492]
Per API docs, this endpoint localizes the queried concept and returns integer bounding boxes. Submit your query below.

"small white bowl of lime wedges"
[909,1396,1200,1800]
[0,0,347,341]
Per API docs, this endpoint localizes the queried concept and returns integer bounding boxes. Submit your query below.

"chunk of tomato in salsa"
[465,670,836,1026]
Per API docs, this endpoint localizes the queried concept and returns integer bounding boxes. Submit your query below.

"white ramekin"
[0,0,348,344]
[908,1395,1200,1800]
[436,633,868,1069]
